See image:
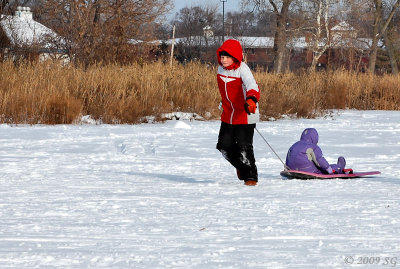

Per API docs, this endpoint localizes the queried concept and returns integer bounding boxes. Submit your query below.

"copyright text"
[344,256,397,266]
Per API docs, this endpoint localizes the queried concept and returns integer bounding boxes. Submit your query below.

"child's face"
[221,55,234,68]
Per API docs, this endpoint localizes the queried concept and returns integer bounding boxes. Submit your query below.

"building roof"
[331,21,356,32]
[0,6,64,48]
[162,36,296,48]
[161,36,350,50]
[135,21,377,51]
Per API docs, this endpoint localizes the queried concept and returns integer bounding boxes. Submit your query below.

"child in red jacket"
[216,39,260,186]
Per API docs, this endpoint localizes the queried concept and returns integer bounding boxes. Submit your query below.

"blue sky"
[168,0,241,18]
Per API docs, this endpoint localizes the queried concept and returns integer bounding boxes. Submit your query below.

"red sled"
[280,169,381,180]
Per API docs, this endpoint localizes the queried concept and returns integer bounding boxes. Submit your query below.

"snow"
[331,21,356,32]
[1,110,399,268]
[0,12,63,48]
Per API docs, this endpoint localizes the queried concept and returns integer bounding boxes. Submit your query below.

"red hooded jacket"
[216,39,260,125]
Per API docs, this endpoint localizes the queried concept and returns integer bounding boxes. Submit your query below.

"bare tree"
[368,0,400,73]
[1,1,10,14]
[171,5,218,62]
[306,0,331,71]
[172,5,218,39]
[225,11,259,36]
[39,0,172,65]
[243,0,294,73]
[383,19,398,74]
[1,0,38,14]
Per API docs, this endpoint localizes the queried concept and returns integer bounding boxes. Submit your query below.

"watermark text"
[344,256,397,267]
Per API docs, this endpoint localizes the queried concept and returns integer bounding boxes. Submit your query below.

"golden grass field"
[1,60,399,124]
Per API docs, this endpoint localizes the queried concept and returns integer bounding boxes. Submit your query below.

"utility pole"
[170,25,175,68]
[220,0,227,42]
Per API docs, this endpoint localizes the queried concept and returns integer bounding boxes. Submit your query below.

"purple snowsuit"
[285,128,345,174]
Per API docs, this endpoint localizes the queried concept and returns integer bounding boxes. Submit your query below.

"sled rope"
[255,127,290,171]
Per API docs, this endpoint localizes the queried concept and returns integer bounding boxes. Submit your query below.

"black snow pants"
[216,122,258,181]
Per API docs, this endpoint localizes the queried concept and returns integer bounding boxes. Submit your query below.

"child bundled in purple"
[285,128,346,174]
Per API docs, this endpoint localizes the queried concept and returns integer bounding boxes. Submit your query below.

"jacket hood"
[300,128,319,144]
[217,39,243,66]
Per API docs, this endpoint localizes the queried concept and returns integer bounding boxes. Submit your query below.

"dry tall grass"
[1,61,399,124]
[256,70,400,120]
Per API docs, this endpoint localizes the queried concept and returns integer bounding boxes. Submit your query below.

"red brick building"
[160,21,374,72]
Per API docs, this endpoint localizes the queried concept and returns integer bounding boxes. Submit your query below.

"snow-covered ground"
[1,110,399,268]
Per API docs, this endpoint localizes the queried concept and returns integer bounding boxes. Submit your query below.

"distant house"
[162,35,309,70]
[159,21,377,72]
[0,6,68,62]
[235,22,374,71]
[305,21,374,71]
[236,36,275,70]
[239,36,309,70]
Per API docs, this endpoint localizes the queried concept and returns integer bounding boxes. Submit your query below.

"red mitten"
[244,98,257,115]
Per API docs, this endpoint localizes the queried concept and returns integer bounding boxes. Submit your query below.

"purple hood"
[300,128,319,145]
